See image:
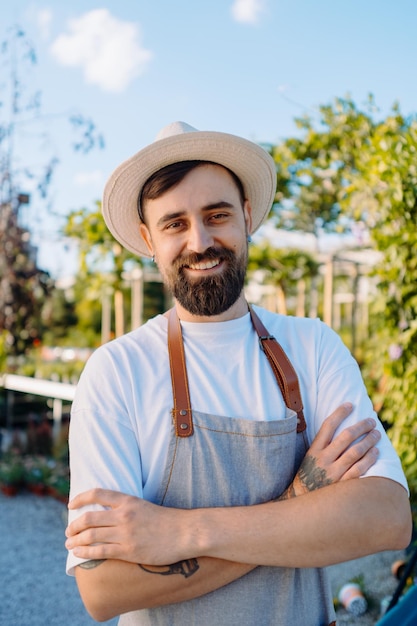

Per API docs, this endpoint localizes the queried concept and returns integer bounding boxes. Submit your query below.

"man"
[65,122,411,625]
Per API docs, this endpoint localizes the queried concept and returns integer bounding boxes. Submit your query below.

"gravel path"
[1,492,118,626]
[327,550,406,624]
[1,492,406,625]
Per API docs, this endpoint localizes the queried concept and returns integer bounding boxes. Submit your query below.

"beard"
[162,246,247,317]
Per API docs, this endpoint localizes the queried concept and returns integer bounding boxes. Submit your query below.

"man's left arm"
[195,476,411,568]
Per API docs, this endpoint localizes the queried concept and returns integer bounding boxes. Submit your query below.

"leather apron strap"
[248,305,306,432]
[168,307,194,437]
[168,306,306,438]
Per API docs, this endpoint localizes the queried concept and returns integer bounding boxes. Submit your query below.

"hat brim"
[102,130,276,257]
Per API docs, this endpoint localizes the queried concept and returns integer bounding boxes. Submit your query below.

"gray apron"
[120,308,336,625]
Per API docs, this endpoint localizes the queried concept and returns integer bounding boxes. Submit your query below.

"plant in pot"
[23,455,52,495]
[47,460,70,503]
[0,453,25,496]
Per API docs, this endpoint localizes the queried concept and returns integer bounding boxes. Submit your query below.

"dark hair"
[138,160,245,223]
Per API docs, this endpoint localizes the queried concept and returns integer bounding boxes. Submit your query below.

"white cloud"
[73,169,104,187]
[50,9,152,92]
[231,0,266,24]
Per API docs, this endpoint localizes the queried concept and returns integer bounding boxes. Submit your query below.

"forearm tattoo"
[139,559,200,579]
[278,455,332,501]
[277,483,296,501]
[79,559,107,569]
[298,456,332,491]
[78,558,200,579]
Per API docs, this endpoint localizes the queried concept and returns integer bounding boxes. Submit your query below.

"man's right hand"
[280,402,381,500]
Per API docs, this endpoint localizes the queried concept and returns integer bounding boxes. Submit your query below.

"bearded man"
[65,122,411,626]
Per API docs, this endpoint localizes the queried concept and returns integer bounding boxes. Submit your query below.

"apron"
[120,307,336,626]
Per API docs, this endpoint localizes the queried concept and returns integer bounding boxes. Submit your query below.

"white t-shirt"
[66,306,408,575]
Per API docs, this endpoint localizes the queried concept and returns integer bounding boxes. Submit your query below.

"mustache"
[173,247,236,271]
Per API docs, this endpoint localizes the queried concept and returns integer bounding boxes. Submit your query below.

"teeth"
[188,259,220,270]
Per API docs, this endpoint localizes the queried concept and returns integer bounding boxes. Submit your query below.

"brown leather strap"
[248,305,306,432]
[168,306,306,437]
[168,308,194,437]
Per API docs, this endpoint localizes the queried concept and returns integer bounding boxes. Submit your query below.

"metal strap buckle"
[258,335,275,352]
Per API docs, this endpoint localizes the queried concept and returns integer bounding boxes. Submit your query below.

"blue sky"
[2,0,416,278]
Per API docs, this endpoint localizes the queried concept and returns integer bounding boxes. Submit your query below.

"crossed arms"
[65,403,412,622]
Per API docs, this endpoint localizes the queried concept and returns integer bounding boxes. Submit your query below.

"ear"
[139,223,154,256]
[243,200,253,235]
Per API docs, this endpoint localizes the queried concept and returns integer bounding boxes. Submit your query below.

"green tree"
[269,96,417,497]
[64,203,148,340]
[41,286,78,344]
[64,204,172,338]
[271,96,376,244]
[248,243,319,315]
[0,200,52,360]
[347,108,417,498]
[63,203,135,282]
[0,25,103,364]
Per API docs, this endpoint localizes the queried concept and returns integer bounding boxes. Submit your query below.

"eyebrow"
[155,201,235,229]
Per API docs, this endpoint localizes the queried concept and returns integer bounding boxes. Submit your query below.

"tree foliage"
[63,203,138,284]
[0,201,51,358]
[271,96,377,239]
[0,27,51,361]
[349,108,417,497]
[0,25,103,364]
[63,203,146,341]
[270,96,417,496]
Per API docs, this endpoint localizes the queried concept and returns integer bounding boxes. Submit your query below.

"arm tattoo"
[297,456,332,491]
[139,559,199,579]
[79,559,107,569]
[277,455,332,501]
[277,483,296,501]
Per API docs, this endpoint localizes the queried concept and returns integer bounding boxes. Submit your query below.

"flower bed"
[0,452,69,503]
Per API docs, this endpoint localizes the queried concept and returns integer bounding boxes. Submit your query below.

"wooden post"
[131,268,143,330]
[114,290,124,338]
[351,264,360,356]
[101,289,112,344]
[323,256,334,327]
[276,284,287,315]
[296,278,306,317]
[52,398,63,441]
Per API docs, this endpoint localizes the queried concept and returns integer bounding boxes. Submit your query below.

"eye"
[165,220,184,230]
[209,212,229,222]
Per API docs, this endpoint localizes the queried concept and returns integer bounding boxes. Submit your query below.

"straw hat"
[102,121,276,257]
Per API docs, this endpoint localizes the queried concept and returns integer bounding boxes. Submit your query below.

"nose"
[186,220,214,253]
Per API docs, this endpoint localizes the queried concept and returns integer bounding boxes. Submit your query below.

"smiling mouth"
[185,259,221,271]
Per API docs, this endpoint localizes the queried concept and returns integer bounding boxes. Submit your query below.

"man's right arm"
[75,556,254,622]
